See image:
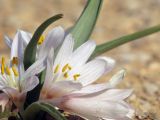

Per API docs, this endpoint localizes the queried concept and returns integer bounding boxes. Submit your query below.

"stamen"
[68,65,72,70]
[12,66,19,76]
[38,35,45,45]
[62,64,72,72]
[6,66,11,75]
[62,64,69,72]
[1,57,5,75]
[64,72,69,78]
[73,74,80,81]
[12,57,18,65]
[54,64,60,73]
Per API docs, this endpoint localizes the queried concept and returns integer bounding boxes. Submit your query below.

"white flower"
[4,26,65,60]
[39,34,134,120]
[0,32,45,111]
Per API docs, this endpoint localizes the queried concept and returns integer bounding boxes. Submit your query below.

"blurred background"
[0,0,160,119]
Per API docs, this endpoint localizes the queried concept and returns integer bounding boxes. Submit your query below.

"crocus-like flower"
[0,32,45,111]
[4,26,65,60]
[39,34,134,120]
[1,26,64,110]
[0,57,44,110]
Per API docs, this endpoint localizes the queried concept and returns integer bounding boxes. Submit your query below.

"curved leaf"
[23,14,63,109]
[23,102,67,120]
[71,0,103,48]
[24,14,63,70]
[92,24,160,58]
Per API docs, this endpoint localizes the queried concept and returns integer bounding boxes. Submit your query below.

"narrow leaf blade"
[23,14,63,109]
[24,14,63,70]
[92,24,160,58]
[71,0,103,48]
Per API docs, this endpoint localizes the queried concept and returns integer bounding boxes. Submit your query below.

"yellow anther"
[12,57,18,65]
[54,64,60,73]
[38,35,45,45]
[6,66,11,75]
[62,64,72,72]
[1,57,5,64]
[12,66,19,77]
[73,74,80,81]
[64,72,69,78]
[1,57,5,75]
[62,64,69,72]
[68,65,72,70]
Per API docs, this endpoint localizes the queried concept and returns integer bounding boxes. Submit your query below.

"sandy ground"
[0,0,160,120]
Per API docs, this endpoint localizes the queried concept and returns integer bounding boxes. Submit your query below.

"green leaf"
[23,14,63,109]
[23,14,63,70]
[71,0,103,48]
[92,24,160,58]
[23,102,67,120]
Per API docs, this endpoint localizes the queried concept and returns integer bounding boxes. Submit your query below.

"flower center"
[0,57,20,89]
[54,63,80,81]
[1,57,19,77]
[62,64,72,72]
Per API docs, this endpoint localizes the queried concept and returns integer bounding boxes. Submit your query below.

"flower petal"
[1,86,19,99]
[11,31,24,62]
[0,75,7,88]
[71,66,125,96]
[48,81,82,98]
[75,59,107,86]
[38,26,65,59]
[18,61,25,81]
[96,57,115,73]
[19,30,32,47]
[70,70,126,96]
[93,89,133,101]
[21,76,39,93]
[43,48,54,89]
[1,86,26,109]
[4,35,12,48]
[70,71,127,97]
[70,40,96,67]
[53,34,74,68]
[70,83,112,97]
[0,93,9,112]
[64,98,133,120]
[75,113,100,120]
[109,69,126,87]
[5,30,31,49]
[23,58,46,79]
